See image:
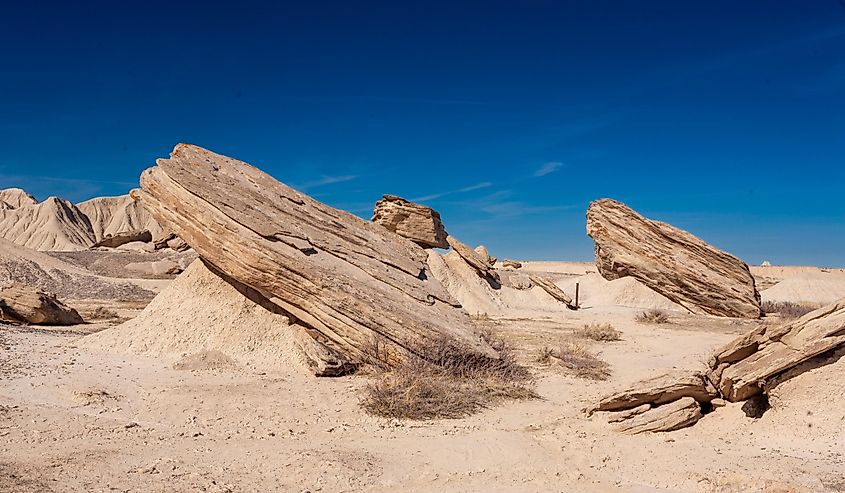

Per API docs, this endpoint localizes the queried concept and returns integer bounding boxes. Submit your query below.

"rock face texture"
[0,284,83,325]
[613,397,703,434]
[77,192,164,242]
[372,195,449,249]
[135,144,493,366]
[586,199,761,318]
[592,300,845,433]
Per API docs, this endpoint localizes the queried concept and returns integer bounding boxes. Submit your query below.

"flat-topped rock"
[586,198,761,318]
[372,194,448,249]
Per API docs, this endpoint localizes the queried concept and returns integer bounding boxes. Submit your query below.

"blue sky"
[1,1,844,265]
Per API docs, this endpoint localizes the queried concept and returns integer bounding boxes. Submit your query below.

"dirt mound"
[0,237,153,302]
[83,259,301,369]
[428,251,687,316]
[0,188,37,209]
[0,197,95,251]
[557,273,687,312]
[77,192,163,242]
[761,273,845,306]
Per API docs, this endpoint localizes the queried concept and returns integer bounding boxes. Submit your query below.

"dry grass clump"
[761,301,816,319]
[574,323,622,342]
[536,339,611,381]
[635,309,670,324]
[361,332,537,420]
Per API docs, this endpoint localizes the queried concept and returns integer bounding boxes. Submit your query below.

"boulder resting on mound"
[372,194,448,249]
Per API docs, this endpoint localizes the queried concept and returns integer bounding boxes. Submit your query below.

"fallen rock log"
[586,199,760,318]
[502,259,522,269]
[0,284,83,325]
[137,144,494,366]
[446,235,500,284]
[613,397,703,434]
[589,370,716,414]
[153,232,191,252]
[529,275,576,309]
[372,195,448,249]
[92,229,152,249]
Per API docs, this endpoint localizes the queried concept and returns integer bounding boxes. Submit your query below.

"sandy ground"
[2,304,843,493]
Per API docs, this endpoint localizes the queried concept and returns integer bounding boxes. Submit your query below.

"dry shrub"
[574,323,622,342]
[548,339,611,380]
[635,309,670,324]
[761,301,816,319]
[361,332,537,420]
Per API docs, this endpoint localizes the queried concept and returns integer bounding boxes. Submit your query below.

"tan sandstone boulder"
[446,236,500,284]
[135,144,494,366]
[0,284,83,325]
[586,198,761,318]
[372,194,448,249]
[613,397,703,434]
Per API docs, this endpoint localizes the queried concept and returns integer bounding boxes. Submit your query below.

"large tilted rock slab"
[0,284,83,325]
[137,144,493,365]
[586,199,761,318]
[712,300,845,401]
[372,195,448,249]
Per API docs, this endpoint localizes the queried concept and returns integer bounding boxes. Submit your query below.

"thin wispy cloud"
[411,181,493,202]
[533,161,563,177]
[294,174,358,191]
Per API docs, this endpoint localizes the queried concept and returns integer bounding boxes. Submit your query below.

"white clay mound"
[83,259,300,369]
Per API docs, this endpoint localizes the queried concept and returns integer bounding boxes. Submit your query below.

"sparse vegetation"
[361,331,537,420]
[535,339,611,380]
[761,301,816,319]
[635,309,670,324]
[574,323,622,342]
[89,306,121,320]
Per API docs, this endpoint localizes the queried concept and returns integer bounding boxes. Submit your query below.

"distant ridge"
[0,187,163,252]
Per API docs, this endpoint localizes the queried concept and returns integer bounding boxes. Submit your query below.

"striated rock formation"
[592,300,845,432]
[371,194,449,249]
[135,144,494,366]
[77,192,163,242]
[586,199,760,318]
[613,397,703,434]
[0,197,96,251]
[153,232,191,252]
[0,284,83,325]
[710,300,845,401]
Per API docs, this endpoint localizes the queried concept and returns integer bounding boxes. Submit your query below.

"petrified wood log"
[529,275,576,309]
[446,235,500,284]
[586,199,760,318]
[137,144,493,365]
[613,397,703,434]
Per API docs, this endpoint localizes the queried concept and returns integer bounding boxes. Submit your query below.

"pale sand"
[2,258,844,491]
